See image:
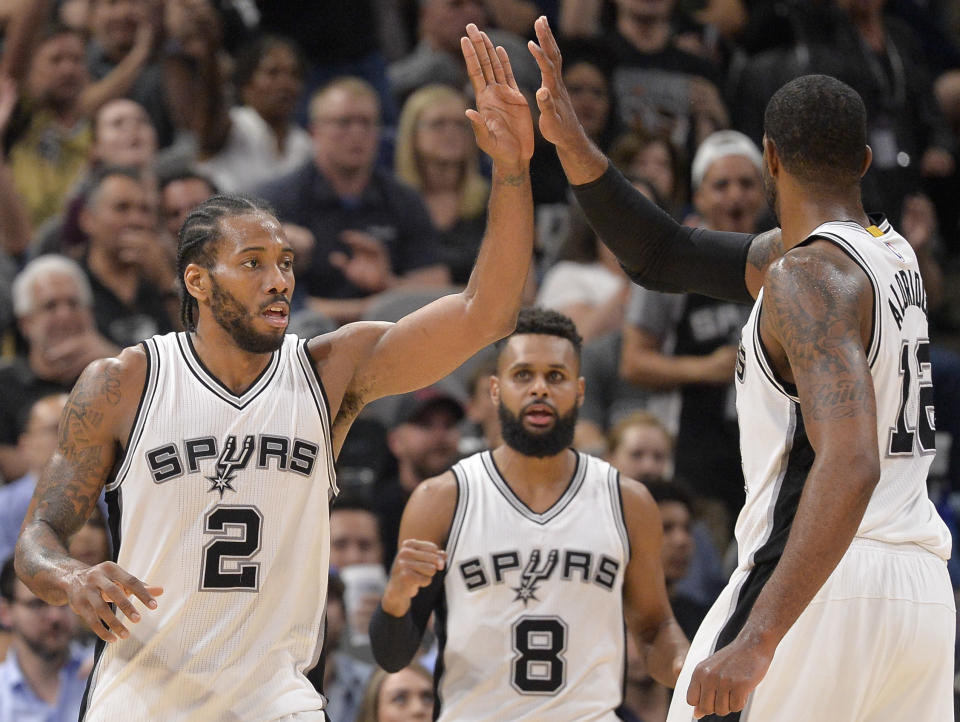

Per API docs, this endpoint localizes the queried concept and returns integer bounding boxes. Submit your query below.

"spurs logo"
[512,549,559,606]
[206,435,255,497]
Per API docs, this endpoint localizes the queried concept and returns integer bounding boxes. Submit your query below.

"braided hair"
[176,195,277,331]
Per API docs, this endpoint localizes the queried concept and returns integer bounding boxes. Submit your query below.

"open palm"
[461,24,534,167]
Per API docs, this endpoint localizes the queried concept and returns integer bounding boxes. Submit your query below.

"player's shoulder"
[766,240,868,301]
[616,474,658,512]
[409,469,459,507]
[401,470,459,545]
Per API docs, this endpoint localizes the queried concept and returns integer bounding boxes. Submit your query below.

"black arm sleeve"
[572,163,756,304]
[369,572,444,672]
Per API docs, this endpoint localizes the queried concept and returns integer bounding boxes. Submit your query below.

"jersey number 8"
[511,616,567,695]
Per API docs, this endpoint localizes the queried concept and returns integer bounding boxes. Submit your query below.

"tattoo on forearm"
[495,173,526,187]
[806,379,872,420]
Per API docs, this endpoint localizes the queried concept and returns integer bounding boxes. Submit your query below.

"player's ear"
[860,145,873,177]
[183,264,209,303]
[489,374,501,405]
[762,135,779,178]
[576,376,585,408]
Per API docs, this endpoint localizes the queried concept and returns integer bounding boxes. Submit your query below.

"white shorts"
[667,538,956,722]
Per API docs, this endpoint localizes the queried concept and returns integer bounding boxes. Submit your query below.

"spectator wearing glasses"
[258,77,450,324]
[0,556,89,722]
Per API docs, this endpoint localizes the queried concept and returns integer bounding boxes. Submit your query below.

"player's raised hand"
[380,539,446,617]
[461,24,534,168]
[63,561,163,643]
[528,16,587,150]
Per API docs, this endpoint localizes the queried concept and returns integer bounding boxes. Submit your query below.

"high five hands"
[460,24,534,169]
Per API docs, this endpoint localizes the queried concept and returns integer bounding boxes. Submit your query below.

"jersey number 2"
[201,506,263,591]
[511,616,567,695]
[889,339,935,456]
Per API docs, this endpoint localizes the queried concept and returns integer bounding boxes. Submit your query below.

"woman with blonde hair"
[354,663,434,722]
[395,84,489,284]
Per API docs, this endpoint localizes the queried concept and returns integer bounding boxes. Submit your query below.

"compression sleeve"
[369,572,443,672]
[572,163,756,304]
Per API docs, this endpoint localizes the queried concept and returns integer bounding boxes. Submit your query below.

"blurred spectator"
[32,97,159,259]
[0,394,68,562]
[307,573,374,722]
[395,84,488,285]
[158,168,217,239]
[644,480,709,639]
[388,0,538,105]
[78,166,175,346]
[573,331,666,456]
[616,633,669,722]
[0,556,88,722]
[834,0,955,225]
[535,202,631,342]
[460,360,501,456]
[354,663,435,722]
[258,77,450,323]
[195,34,314,193]
[0,256,117,481]
[606,410,674,483]
[605,0,728,153]
[560,38,621,151]
[609,129,687,218]
[85,0,175,147]
[256,0,399,126]
[621,131,762,545]
[377,385,465,565]
[3,21,93,229]
[330,497,387,664]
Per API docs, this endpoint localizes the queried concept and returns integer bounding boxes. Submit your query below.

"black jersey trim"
[296,339,338,496]
[751,295,799,402]
[610,469,631,561]
[432,582,449,721]
[700,402,814,722]
[108,338,160,491]
[800,229,882,369]
[481,449,586,525]
[177,332,281,409]
[300,338,333,421]
[446,464,469,560]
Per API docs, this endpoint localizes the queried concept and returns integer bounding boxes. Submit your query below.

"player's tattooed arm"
[685,248,880,718]
[759,246,876,422]
[16,351,161,643]
[15,358,123,604]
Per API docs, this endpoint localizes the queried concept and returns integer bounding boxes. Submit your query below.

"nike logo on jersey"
[458,548,621,604]
[145,434,321,488]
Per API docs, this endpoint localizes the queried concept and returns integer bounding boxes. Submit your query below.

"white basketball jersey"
[734,217,952,571]
[81,333,337,721]
[437,450,629,722]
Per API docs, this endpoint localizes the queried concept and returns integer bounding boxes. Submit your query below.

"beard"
[209,278,285,353]
[498,401,578,458]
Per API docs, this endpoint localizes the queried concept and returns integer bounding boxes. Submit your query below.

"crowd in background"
[0,0,959,720]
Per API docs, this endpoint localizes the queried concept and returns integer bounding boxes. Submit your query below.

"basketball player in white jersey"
[14,25,536,721]
[369,307,689,721]
[525,17,955,722]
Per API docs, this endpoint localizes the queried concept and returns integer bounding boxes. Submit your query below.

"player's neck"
[189,323,276,395]
[777,179,869,251]
[491,446,578,513]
